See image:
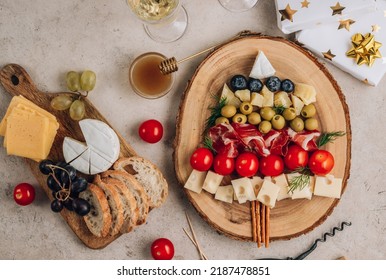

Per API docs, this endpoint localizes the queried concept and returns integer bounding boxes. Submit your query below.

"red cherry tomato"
[138,119,163,143]
[13,183,35,206]
[151,238,175,260]
[190,147,214,171]
[235,152,259,177]
[308,150,334,176]
[284,145,309,171]
[213,154,235,176]
[259,154,284,177]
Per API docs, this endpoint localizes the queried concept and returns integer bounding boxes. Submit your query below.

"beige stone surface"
[0,0,384,260]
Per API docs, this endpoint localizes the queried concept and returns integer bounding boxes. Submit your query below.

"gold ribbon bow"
[346,33,382,66]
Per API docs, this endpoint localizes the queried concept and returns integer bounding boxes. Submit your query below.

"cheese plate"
[174,34,351,241]
[0,64,137,249]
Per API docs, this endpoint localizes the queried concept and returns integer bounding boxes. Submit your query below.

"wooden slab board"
[174,34,352,242]
[0,64,137,249]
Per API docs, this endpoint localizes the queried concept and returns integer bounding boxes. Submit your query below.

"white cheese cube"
[221,83,241,107]
[235,89,251,102]
[314,175,343,199]
[215,185,234,204]
[202,170,224,194]
[256,179,280,208]
[231,177,256,204]
[271,174,291,201]
[250,176,264,196]
[293,83,317,105]
[250,92,264,107]
[261,86,274,107]
[290,95,304,116]
[249,51,276,79]
[184,169,207,194]
[287,173,315,200]
[274,91,292,108]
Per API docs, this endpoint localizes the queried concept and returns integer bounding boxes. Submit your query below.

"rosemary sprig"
[273,105,286,115]
[317,131,346,148]
[202,136,216,154]
[204,96,227,131]
[288,167,312,193]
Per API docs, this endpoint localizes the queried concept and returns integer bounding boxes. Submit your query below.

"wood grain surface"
[174,34,351,242]
[0,64,137,249]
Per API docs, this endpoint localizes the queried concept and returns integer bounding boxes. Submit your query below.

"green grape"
[66,71,81,92]
[80,70,96,91]
[50,95,73,111]
[69,100,85,121]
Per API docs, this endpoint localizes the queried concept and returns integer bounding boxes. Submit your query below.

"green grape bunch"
[50,70,96,121]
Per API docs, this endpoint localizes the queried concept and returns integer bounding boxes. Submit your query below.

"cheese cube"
[274,91,292,108]
[256,179,280,208]
[287,173,315,200]
[293,83,317,105]
[250,176,264,196]
[231,177,256,204]
[249,51,276,79]
[261,86,274,107]
[215,185,234,204]
[184,169,207,194]
[314,175,343,199]
[271,174,291,201]
[250,92,264,107]
[235,89,251,102]
[290,95,304,116]
[221,83,241,107]
[202,170,224,194]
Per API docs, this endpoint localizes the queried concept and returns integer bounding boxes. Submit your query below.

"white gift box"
[274,0,376,34]
[296,2,386,86]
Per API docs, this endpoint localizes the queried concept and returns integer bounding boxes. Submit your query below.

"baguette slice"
[79,184,112,238]
[101,170,149,225]
[101,177,139,233]
[113,156,168,209]
[93,175,124,236]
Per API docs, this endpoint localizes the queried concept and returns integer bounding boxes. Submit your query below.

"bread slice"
[113,156,168,209]
[79,184,112,238]
[93,175,124,236]
[101,170,149,225]
[101,176,139,233]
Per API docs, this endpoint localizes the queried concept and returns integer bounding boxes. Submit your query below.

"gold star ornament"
[322,50,336,61]
[338,19,355,31]
[331,2,345,16]
[372,24,381,33]
[279,4,297,22]
[346,33,382,66]
[301,0,310,8]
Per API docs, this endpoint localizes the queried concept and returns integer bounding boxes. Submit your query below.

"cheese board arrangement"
[0,64,168,249]
[174,34,351,245]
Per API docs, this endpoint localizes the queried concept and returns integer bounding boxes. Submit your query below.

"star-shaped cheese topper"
[279,4,297,22]
[372,24,381,33]
[301,0,310,8]
[322,49,336,61]
[338,19,355,31]
[331,2,345,16]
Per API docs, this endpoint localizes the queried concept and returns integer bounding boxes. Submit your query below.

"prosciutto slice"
[208,123,243,158]
[286,128,320,151]
[231,123,270,157]
[264,129,290,156]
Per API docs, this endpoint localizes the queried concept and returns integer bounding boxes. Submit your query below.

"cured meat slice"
[232,123,270,156]
[264,129,290,156]
[208,123,242,158]
[286,128,320,151]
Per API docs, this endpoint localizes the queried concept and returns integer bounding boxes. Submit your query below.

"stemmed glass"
[126,0,188,43]
[218,0,258,12]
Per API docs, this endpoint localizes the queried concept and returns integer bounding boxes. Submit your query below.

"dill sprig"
[317,131,346,148]
[273,105,286,115]
[202,136,216,154]
[288,167,312,193]
[204,96,227,131]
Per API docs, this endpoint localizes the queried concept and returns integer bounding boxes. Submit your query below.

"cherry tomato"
[213,154,235,176]
[259,154,284,177]
[138,119,163,143]
[284,144,309,171]
[13,183,35,206]
[150,238,175,260]
[235,152,259,177]
[308,150,334,175]
[190,147,214,171]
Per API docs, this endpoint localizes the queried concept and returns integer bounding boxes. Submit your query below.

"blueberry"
[265,76,281,92]
[230,75,248,91]
[281,79,295,93]
[247,78,263,92]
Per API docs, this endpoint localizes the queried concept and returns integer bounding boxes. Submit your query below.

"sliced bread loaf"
[113,156,168,209]
[79,184,112,238]
[101,170,149,226]
[101,177,139,233]
[93,175,124,236]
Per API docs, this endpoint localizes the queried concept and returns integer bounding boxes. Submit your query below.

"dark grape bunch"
[39,159,90,216]
[50,70,96,121]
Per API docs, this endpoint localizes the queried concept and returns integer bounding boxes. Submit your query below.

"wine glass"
[218,0,258,12]
[126,0,188,43]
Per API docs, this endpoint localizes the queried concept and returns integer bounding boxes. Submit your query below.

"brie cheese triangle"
[249,51,276,79]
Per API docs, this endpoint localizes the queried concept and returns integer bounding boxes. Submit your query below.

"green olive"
[258,120,272,134]
[301,104,316,118]
[305,118,318,131]
[232,113,247,124]
[282,107,297,121]
[290,117,304,132]
[247,112,261,125]
[271,115,286,130]
[260,107,275,121]
[239,102,253,115]
[221,105,237,118]
[215,117,230,125]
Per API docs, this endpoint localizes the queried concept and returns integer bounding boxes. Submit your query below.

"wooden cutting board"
[174,34,352,242]
[0,64,137,249]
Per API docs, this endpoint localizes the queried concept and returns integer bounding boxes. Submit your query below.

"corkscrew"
[258,221,352,260]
